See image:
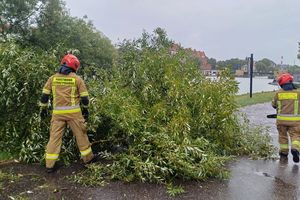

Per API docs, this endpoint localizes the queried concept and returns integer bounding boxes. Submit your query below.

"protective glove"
[82,108,89,122]
[40,109,49,120]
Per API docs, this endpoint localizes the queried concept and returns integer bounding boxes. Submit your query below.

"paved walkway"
[240,102,278,146]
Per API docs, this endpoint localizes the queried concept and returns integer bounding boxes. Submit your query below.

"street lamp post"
[250,54,253,98]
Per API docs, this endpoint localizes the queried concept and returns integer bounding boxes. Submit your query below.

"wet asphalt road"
[222,102,299,200]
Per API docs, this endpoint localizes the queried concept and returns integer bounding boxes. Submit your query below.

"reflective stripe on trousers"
[53,105,81,115]
[280,144,289,151]
[277,115,300,121]
[292,140,300,149]
[80,147,92,156]
[46,153,59,160]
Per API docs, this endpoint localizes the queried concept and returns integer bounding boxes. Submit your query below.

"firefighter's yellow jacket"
[40,72,89,116]
[272,88,300,126]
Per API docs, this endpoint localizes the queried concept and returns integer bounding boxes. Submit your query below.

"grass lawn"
[235,91,276,107]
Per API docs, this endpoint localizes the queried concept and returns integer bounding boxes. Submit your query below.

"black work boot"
[279,152,288,163]
[85,153,101,165]
[291,149,300,163]
[46,163,63,173]
[46,167,56,174]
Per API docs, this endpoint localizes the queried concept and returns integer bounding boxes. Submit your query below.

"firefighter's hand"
[82,108,89,122]
[40,109,49,120]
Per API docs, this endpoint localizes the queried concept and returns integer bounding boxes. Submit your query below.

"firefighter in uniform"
[40,54,96,173]
[272,73,300,163]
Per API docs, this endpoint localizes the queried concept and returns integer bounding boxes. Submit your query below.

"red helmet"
[277,73,294,86]
[61,54,80,71]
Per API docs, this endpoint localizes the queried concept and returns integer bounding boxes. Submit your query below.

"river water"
[236,77,279,95]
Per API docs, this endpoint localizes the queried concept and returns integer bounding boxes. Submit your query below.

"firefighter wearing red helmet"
[40,54,97,173]
[272,72,300,163]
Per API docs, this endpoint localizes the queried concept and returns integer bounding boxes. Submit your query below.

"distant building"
[170,43,218,76]
[235,69,246,77]
[192,50,212,72]
[235,64,248,77]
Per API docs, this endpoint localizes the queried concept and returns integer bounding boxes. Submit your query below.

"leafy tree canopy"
[207,58,217,69]
[1,0,116,69]
[0,0,42,40]
[216,58,247,72]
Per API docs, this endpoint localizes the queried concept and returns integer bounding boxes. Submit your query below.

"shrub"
[0,41,79,163]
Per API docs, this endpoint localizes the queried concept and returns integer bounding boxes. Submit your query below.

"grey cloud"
[64,0,300,65]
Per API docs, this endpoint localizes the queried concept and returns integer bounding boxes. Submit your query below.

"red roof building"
[193,50,212,71]
[170,43,212,75]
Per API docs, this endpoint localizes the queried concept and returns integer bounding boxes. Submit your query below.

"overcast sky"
[64,0,300,65]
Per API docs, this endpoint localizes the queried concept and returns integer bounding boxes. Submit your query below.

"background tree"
[255,61,268,74]
[1,0,116,69]
[29,0,116,69]
[28,0,67,49]
[255,58,276,75]
[217,58,247,73]
[208,58,217,70]
[287,65,300,75]
[0,0,42,41]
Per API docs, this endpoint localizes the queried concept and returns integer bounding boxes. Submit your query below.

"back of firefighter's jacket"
[272,89,300,126]
[42,72,89,117]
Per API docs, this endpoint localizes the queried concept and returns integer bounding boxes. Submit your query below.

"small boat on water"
[268,79,277,86]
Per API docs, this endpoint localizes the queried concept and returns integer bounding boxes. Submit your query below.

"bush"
[0,42,52,154]
[0,41,79,163]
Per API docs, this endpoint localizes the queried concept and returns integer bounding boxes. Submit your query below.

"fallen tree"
[0,30,275,193]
